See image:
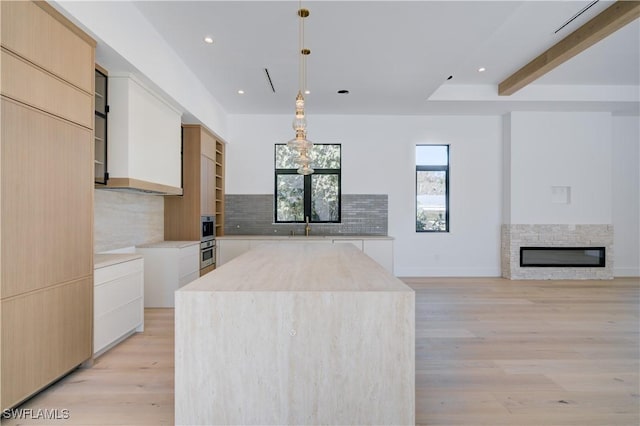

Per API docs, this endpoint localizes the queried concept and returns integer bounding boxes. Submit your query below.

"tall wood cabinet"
[0,1,95,409]
[165,125,225,271]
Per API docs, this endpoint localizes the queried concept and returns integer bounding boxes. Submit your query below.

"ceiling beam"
[499,1,640,96]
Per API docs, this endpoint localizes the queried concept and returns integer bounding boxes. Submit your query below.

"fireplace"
[501,224,613,280]
[520,247,605,267]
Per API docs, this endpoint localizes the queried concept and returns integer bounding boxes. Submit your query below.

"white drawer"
[95,258,143,286]
[178,250,199,277]
[94,271,143,318]
[94,298,143,354]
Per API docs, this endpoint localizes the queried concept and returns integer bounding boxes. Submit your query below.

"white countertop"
[216,235,393,240]
[94,253,143,269]
[136,240,200,249]
[180,243,408,293]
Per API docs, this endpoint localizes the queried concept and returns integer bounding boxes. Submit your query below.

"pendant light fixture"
[286,3,314,175]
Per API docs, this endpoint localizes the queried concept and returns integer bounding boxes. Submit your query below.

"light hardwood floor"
[3,278,638,425]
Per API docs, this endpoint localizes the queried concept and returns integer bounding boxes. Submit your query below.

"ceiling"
[122,1,639,115]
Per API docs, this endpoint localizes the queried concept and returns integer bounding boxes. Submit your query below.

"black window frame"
[416,144,450,233]
[274,143,342,223]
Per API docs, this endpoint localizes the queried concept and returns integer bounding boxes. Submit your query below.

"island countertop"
[181,243,409,293]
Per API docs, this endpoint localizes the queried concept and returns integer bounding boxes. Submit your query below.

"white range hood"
[105,74,183,195]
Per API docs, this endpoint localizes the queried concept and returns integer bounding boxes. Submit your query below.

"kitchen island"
[175,243,414,425]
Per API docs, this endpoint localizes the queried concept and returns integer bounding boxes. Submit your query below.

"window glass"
[416,145,449,232]
[275,144,341,223]
[276,174,304,222]
[312,174,339,221]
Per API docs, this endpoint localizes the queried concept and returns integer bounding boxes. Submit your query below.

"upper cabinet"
[0,0,94,93]
[95,66,108,184]
[165,125,226,242]
[106,74,183,195]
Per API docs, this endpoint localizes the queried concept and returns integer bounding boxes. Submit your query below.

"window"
[275,144,341,223]
[416,145,449,232]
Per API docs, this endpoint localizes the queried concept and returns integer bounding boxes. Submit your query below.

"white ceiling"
[123,1,639,116]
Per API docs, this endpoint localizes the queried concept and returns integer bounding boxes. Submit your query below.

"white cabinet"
[136,241,200,307]
[94,254,144,357]
[107,74,182,194]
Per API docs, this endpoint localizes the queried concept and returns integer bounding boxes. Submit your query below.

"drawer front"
[179,246,199,277]
[95,259,144,286]
[1,278,92,409]
[1,1,94,92]
[1,49,93,128]
[94,298,143,355]
[94,271,143,318]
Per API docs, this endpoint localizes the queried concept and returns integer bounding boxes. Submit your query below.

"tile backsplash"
[94,189,164,252]
[225,194,388,236]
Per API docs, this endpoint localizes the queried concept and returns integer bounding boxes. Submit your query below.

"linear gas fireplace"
[501,224,613,280]
[520,247,605,267]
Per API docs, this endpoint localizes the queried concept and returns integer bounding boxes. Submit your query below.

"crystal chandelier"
[286,4,314,175]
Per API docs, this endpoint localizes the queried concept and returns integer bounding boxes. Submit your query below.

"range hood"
[104,74,183,196]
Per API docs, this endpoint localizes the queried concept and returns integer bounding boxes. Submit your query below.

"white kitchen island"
[175,243,414,426]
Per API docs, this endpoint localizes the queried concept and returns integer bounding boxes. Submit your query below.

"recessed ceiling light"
[237,90,245,95]
[478,67,486,73]
[204,36,214,44]
[304,90,311,95]
[337,89,349,94]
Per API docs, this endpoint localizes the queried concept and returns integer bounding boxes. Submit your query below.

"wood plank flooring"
[3,277,638,425]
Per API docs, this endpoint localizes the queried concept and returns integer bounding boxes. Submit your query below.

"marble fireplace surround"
[502,224,613,280]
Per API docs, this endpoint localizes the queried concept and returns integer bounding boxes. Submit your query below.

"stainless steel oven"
[201,215,215,242]
[200,239,215,269]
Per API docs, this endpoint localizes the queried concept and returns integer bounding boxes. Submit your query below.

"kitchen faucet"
[305,216,311,236]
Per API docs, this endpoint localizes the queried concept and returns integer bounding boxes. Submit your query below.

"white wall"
[228,114,504,276]
[612,116,640,276]
[506,112,613,224]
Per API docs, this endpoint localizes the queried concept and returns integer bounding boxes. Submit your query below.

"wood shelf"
[165,125,225,240]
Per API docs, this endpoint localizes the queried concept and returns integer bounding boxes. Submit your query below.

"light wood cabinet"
[0,0,95,410]
[1,278,93,408]
[0,48,93,128]
[165,125,226,241]
[0,1,94,93]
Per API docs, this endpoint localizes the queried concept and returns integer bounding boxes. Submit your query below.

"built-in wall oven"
[201,215,215,242]
[200,239,215,269]
[201,215,215,270]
